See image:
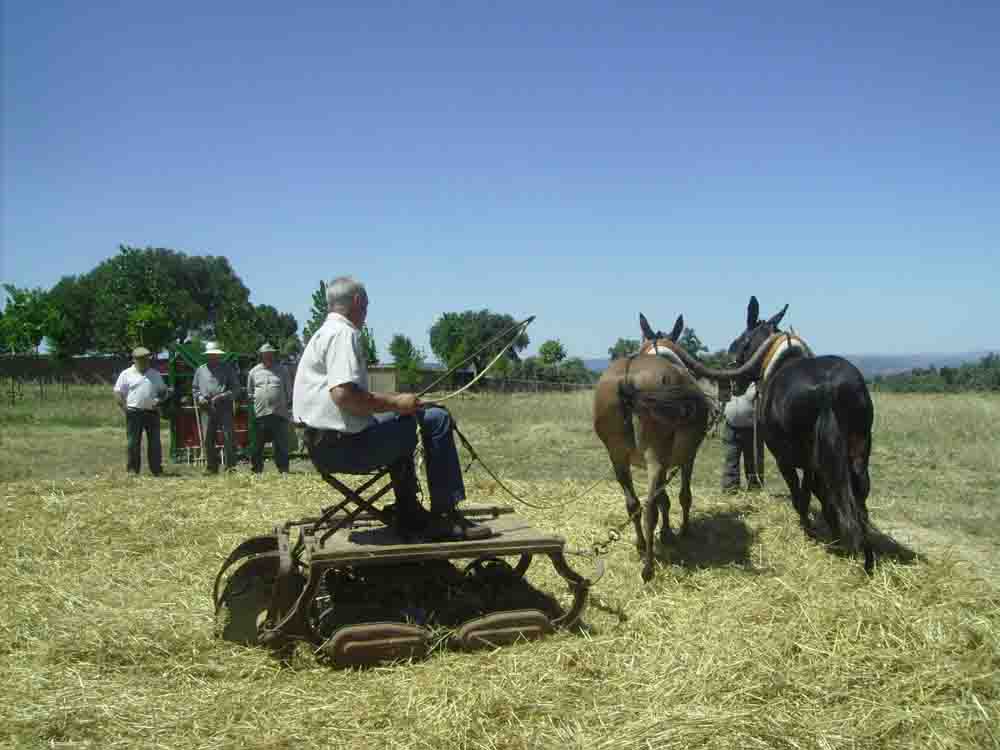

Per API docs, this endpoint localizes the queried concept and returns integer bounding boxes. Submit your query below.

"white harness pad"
[763,336,813,382]
[643,342,688,372]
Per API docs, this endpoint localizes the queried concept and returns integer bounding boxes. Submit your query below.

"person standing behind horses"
[247,342,292,474]
[292,275,490,541]
[114,346,170,476]
[192,342,239,474]
[721,381,764,492]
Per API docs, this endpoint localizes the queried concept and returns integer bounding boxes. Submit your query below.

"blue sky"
[3,1,997,360]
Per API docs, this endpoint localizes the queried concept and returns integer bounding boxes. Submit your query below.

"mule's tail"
[630,383,711,428]
[813,387,872,570]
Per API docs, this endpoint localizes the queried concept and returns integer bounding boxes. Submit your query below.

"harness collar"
[760,333,812,382]
[638,338,687,371]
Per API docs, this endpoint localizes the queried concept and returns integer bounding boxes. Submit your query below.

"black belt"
[304,426,346,439]
[127,407,158,414]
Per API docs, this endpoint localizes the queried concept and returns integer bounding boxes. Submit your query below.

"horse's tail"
[631,382,711,429]
[813,386,871,569]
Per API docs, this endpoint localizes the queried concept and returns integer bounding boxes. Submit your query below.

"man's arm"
[113,372,128,414]
[210,365,236,404]
[281,367,293,412]
[191,368,203,404]
[330,383,420,417]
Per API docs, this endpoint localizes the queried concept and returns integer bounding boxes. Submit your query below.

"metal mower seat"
[312,466,401,545]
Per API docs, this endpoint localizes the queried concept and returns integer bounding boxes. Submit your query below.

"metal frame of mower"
[213,468,604,667]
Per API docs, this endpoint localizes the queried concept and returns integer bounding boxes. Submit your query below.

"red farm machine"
[163,343,296,465]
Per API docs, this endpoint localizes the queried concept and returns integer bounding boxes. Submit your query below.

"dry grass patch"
[3,465,999,749]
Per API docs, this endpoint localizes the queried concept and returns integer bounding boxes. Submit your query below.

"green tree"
[214,302,258,355]
[280,335,303,359]
[1,285,54,354]
[701,348,731,369]
[608,338,640,360]
[678,327,708,358]
[558,357,597,384]
[301,281,328,345]
[45,275,96,358]
[126,304,174,354]
[429,309,529,374]
[253,304,299,353]
[360,326,378,365]
[538,339,567,367]
[390,333,425,389]
[87,245,253,354]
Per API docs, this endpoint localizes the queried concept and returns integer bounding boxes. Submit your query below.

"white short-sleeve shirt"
[292,312,373,433]
[114,365,166,410]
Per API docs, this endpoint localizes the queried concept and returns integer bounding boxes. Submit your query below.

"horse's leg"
[778,461,811,530]
[642,459,667,582]
[612,462,646,554]
[655,474,672,545]
[677,458,695,538]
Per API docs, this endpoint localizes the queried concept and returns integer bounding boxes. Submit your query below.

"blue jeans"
[304,407,466,511]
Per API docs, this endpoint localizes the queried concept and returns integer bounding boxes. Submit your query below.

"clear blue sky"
[3,1,997,359]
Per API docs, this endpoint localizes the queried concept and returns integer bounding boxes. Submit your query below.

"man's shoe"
[423,511,492,542]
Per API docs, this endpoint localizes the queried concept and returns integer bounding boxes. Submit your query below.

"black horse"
[727,296,875,572]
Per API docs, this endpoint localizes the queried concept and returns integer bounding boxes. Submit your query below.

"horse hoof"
[641,566,655,583]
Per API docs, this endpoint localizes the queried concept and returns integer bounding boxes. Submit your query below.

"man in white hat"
[192,342,240,474]
[113,346,170,475]
[247,342,292,473]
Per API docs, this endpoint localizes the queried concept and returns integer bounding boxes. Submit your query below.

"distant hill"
[584,351,998,379]
[839,351,997,378]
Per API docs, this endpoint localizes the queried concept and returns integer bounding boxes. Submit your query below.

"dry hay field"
[2,386,998,749]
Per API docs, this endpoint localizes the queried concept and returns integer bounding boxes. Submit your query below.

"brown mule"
[593,313,770,581]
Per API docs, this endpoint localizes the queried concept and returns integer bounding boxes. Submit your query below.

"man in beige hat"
[247,342,292,473]
[113,346,170,475]
[192,342,240,474]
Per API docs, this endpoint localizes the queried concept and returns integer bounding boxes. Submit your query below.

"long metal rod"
[417,315,535,398]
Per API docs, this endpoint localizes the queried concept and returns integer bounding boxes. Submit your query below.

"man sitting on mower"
[292,275,490,542]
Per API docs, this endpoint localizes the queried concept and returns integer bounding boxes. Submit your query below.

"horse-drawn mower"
[214,467,604,668]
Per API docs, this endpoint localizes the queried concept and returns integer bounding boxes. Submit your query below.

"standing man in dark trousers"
[721,381,764,492]
[247,342,292,474]
[114,346,169,476]
[192,342,240,474]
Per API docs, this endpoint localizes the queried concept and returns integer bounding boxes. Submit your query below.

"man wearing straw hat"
[247,342,292,474]
[113,346,170,476]
[192,342,240,474]
[293,276,490,541]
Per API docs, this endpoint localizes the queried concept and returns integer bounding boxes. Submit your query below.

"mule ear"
[669,315,684,342]
[747,296,760,329]
[768,304,789,328]
[639,313,656,341]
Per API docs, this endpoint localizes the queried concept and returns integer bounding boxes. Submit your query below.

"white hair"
[326,276,366,312]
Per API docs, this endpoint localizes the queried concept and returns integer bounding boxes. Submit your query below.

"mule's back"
[594,355,710,468]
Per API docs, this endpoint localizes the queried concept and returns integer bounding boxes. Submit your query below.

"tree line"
[871,354,1000,392]
[3,244,725,386]
[1,246,301,358]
